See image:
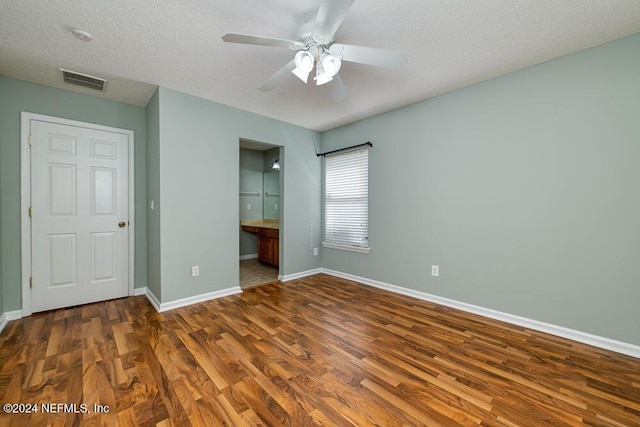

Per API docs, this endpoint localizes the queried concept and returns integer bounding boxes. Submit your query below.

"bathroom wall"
[263,147,281,220]
[239,148,264,257]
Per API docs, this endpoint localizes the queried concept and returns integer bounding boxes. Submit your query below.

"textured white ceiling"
[2,0,640,131]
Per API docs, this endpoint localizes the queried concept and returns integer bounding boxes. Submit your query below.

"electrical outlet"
[431,265,439,277]
[191,266,199,277]
[247,203,251,210]
[313,248,318,256]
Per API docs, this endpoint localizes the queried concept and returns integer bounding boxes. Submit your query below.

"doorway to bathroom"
[238,139,283,288]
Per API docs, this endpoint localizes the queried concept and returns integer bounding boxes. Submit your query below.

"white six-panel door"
[30,120,129,312]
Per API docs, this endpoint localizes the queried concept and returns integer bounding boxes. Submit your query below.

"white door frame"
[20,112,135,316]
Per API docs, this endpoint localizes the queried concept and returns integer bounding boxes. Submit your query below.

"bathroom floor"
[239,258,279,288]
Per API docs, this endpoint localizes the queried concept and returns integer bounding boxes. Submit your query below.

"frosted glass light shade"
[320,53,341,77]
[315,71,333,85]
[292,51,314,83]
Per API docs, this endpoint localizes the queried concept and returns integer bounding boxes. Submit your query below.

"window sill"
[322,242,371,254]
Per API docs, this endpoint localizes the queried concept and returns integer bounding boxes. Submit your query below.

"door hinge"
[30,277,33,288]
[29,207,32,218]
[29,135,32,146]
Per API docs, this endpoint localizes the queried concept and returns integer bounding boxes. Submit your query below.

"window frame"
[322,147,371,254]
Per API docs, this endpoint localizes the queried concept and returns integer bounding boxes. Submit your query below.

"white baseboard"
[133,287,147,296]
[145,288,162,312]
[321,269,640,359]
[0,310,23,335]
[239,253,258,261]
[280,268,323,282]
[145,286,242,313]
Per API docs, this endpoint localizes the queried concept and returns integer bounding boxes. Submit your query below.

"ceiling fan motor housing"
[297,16,317,44]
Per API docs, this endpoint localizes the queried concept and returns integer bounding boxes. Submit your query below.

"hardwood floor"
[1,274,639,426]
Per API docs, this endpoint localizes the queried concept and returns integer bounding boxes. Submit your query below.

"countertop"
[241,219,279,230]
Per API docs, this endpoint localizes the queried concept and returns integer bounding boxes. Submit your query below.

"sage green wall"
[146,89,161,299]
[263,147,281,221]
[0,77,148,312]
[321,34,640,346]
[0,112,3,313]
[239,148,264,256]
[155,87,321,302]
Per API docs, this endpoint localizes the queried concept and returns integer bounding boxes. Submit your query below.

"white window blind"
[324,148,370,253]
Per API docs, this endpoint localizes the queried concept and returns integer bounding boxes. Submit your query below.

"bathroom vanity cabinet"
[257,227,279,267]
[241,220,279,267]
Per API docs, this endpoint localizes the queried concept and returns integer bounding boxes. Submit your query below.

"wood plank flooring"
[0,274,639,426]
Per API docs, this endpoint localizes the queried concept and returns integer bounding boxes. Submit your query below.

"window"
[323,148,370,253]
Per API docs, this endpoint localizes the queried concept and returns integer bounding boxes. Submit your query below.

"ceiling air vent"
[60,69,107,91]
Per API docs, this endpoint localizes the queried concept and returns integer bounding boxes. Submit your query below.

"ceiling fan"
[222,0,407,102]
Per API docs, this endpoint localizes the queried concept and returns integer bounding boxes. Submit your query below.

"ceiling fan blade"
[332,43,407,69]
[312,0,355,44]
[259,60,296,92]
[328,74,349,103]
[222,33,304,50]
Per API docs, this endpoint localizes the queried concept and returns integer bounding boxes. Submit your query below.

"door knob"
[118,221,126,228]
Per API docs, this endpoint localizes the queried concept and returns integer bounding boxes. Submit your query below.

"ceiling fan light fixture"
[292,67,311,83]
[315,52,341,85]
[315,63,333,86]
[315,71,333,86]
[320,53,341,77]
[292,50,314,83]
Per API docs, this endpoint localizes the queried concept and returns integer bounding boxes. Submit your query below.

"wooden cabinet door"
[258,228,279,267]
